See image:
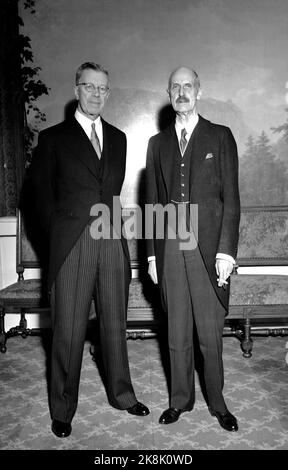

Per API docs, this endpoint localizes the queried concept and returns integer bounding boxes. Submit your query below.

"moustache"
[176,97,189,103]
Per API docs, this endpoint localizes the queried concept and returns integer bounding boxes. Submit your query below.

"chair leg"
[19,312,28,338]
[0,308,7,353]
[7,311,29,339]
[241,318,253,358]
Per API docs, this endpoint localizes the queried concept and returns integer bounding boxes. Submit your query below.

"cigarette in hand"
[217,278,228,289]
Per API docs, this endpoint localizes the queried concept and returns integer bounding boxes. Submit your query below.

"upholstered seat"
[225,207,288,357]
[0,279,45,305]
[1,206,288,355]
[230,274,288,306]
[2,271,286,309]
[128,279,154,309]
[0,210,50,352]
[126,207,288,353]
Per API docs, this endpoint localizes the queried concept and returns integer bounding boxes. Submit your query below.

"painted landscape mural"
[20,0,288,207]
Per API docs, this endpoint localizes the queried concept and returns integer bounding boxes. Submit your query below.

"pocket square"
[205,153,214,159]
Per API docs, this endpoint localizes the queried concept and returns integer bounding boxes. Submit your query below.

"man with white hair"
[146,66,240,431]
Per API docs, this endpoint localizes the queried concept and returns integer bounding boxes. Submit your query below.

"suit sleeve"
[217,127,241,259]
[145,137,158,258]
[119,131,127,186]
[27,130,56,236]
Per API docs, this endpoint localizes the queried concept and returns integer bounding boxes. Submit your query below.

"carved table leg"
[241,318,253,358]
[0,308,7,353]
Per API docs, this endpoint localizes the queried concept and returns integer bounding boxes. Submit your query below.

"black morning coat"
[28,117,131,293]
[145,115,241,311]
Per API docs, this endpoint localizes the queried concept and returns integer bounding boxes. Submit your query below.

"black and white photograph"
[0,0,288,457]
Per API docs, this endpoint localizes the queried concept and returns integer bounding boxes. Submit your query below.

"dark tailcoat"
[28,117,131,292]
[27,116,137,421]
[146,115,240,311]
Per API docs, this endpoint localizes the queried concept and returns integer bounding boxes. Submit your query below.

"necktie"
[179,128,187,155]
[91,122,101,159]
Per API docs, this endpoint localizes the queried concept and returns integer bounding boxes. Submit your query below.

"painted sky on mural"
[21,0,288,136]
[20,0,288,205]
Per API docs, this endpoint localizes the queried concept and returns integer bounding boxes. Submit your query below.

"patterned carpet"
[0,331,288,451]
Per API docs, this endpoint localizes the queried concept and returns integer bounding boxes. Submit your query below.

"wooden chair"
[0,209,161,352]
[227,205,288,357]
[2,206,287,358]
[124,206,288,358]
[0,210,49,353]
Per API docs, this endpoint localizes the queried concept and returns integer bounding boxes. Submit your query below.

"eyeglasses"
[77,82,109,94]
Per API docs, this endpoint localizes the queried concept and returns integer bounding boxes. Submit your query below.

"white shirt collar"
[74,109,103,149]
[175,113,199,141]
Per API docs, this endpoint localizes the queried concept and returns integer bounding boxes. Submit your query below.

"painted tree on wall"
[0,0,49,216]
[272,108,288,142]
[240,131,288,205]
[20,0,49,166]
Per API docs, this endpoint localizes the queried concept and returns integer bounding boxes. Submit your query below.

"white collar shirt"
[175,114,199,152]
[74,109,103,151]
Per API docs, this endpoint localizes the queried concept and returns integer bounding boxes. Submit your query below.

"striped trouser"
[161,238,227,413]
[50,225,136,423]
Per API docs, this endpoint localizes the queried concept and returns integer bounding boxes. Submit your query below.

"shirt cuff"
[148,256,156,262]
[216,253,235,265]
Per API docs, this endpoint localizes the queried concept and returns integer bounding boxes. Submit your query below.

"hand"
[148,259,158,284]
[215,259,234,288]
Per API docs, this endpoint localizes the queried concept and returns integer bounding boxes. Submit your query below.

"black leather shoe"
[159,407,184,424]
[209,408,238,432]
[127,402,150,416]
[51,419,72,438]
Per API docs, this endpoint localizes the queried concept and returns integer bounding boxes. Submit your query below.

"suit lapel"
[63,118,100,177]
[101,119,114,183]
[189,115,211,189]
[159,124,178,198]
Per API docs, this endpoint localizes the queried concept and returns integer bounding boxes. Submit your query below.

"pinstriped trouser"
[161,238,227,413]
[49,225,137,423]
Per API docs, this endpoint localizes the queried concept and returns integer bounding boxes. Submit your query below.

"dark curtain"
[0,0,25,216]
